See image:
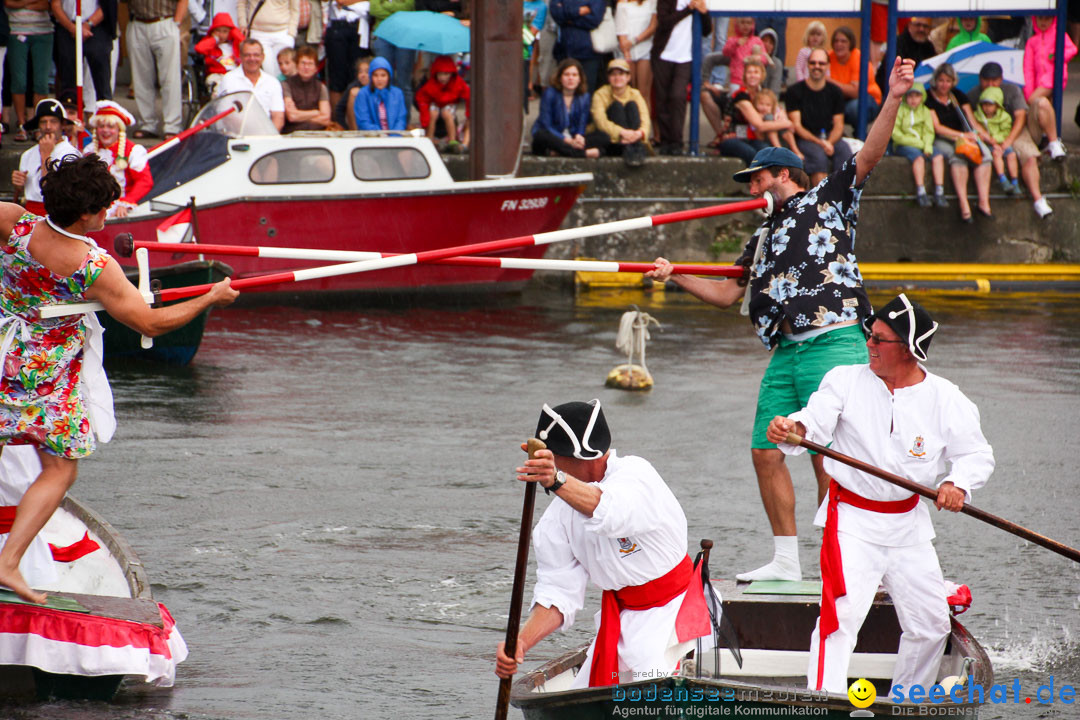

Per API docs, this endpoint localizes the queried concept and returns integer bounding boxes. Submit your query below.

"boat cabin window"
[351,148,430,181]
[250,148,335,184]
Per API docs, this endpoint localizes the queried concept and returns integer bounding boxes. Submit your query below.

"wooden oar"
[786,433,1080,564]
[496,437,546,720]
[117,239,746,279]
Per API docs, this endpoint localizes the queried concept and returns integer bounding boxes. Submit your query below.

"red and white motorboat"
[91,92,592,296]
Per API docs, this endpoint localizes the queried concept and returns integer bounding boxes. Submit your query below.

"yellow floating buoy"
[606,363,654,390]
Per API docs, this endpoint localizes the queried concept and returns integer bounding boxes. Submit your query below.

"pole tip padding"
[762,193,774,216]
[700,539,714,550]
[114,233,135,258]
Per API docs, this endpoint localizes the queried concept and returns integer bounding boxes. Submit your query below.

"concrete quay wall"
[446,156,1080,267]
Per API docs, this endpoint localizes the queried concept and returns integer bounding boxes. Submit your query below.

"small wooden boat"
[91,91,591,298]
[100,258,233,365]
[511,579,993,719]
[0,489,186,701]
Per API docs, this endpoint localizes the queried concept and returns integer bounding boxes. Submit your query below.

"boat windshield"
[191,91,280,138]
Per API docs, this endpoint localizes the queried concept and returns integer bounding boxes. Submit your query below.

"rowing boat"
[0,451,186,700]
[510,578,992,719]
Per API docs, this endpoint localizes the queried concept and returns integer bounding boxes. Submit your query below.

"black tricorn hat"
[863,293,938,362]
[535,399,611,460]
[24,98,68,131]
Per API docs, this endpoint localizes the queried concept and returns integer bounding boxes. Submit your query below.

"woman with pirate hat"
[11,98,81,217]
[765,294,995,696]
[85,101,153,219]
[0,154,237,604]
[495,399,713,689]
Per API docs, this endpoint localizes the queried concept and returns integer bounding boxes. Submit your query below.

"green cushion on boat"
[0,590,90,613]
[743,580,823,595]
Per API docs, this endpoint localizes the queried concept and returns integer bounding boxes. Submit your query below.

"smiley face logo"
[848,678,876,708]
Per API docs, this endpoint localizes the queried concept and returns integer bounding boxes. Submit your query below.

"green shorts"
[751,324,868,448]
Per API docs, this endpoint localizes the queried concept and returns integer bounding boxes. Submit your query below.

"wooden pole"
[495,437,545,720]
[786,433,1080,564]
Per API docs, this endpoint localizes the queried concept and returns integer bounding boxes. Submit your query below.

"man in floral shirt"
[649,57,916,583]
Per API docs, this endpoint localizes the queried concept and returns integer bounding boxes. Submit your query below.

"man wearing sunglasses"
[496,399,713,689]
[765,294,994,694]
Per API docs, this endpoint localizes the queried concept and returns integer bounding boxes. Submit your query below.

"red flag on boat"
[156,208,194,244]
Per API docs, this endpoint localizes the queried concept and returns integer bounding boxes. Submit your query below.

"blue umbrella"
[914,41,1023,93]
[373,11,470,55]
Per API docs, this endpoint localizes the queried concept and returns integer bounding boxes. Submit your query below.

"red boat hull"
[92,182,586,294]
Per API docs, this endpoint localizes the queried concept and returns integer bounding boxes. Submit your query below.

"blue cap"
[732,147,804,183]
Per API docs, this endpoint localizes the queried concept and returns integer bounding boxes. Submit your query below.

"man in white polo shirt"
[216,38,285,131]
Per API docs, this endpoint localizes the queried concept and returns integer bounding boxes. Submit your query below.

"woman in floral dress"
[0,155,238,604]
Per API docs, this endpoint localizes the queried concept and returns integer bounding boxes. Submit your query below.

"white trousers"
[127,19,183,134]
[251,29,294,76]
[807,531,950,694]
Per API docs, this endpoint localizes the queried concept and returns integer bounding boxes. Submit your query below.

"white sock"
[735,536,802,582]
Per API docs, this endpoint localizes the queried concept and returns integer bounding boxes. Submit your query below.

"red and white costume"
[530,450,712,688]
[86,102,153,215]
[778,364,994,694]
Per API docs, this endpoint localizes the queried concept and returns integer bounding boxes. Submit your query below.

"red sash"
[589,554,711,687]
[0,505,101,562]
[816,478,919,690]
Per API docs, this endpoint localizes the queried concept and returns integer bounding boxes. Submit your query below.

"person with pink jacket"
[722,17,766,88]
[1023,15,1076,160]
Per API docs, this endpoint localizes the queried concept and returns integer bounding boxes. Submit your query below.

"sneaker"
[998,178,1014,194]
[623,142,646,168]
[1034,197,1053,218]
[933,193,948,208]
[1048,139,1067,161]
[916,192,931,207]
[1006,182,1022,197]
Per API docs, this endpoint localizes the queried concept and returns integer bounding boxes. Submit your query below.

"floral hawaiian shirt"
[737,155,872,350]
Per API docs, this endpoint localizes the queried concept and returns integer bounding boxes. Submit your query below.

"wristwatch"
[545,470,566,495]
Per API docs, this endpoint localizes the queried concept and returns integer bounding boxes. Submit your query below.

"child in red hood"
[195,14,246,93]
[416,55,470,152]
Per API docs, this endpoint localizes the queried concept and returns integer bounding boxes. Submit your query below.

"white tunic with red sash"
[92,139,153,208]
[779,364,994,693]
[530,449,712,689]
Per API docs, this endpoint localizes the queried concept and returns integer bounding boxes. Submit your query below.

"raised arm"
[856,57,914,186]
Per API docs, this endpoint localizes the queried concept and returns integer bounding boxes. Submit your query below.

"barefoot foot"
[0,562,47,604]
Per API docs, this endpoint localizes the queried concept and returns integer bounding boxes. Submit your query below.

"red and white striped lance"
[145,106,239,162]
[39,196,768,318]
[119,239,745,278]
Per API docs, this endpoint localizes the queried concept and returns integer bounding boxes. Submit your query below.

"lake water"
[3,288,1078,720]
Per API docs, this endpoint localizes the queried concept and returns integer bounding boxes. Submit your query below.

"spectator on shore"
[718,57,792,165]
[751,16,786,70]
[58,89,90,148]
[524,0,547,103]
[195,12,246,94]
[946,16,990,50]
[282,45,330,132]
[651,0,708,155]
[890,82,935,207]
[12,99,79,216]
[591,57,648,166]
[795,20,826,83]
[828,26,880,128]
[924,63,991,223]
[416,54,469,151]
[753,89,798,157]
[1023,16,1076,161]
[973,86,1020,197]
[550,0,605,96]
[217,39,287,131]
[786,48,849,185]
[353,55,407,131]
[369,0,416,115]
[277,46,297,79]
[325,0,369,112]
[615,0,656,98]
[532,58,603,158]
[237,0,299,76]
[127,0,185,139]
[51,0,112,113]
[722,17,764,88]
[757,28,782,95]
[968,62,1054,219]
[877,17,935,96]
[335,58,370,129]
[7,0,52,141]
